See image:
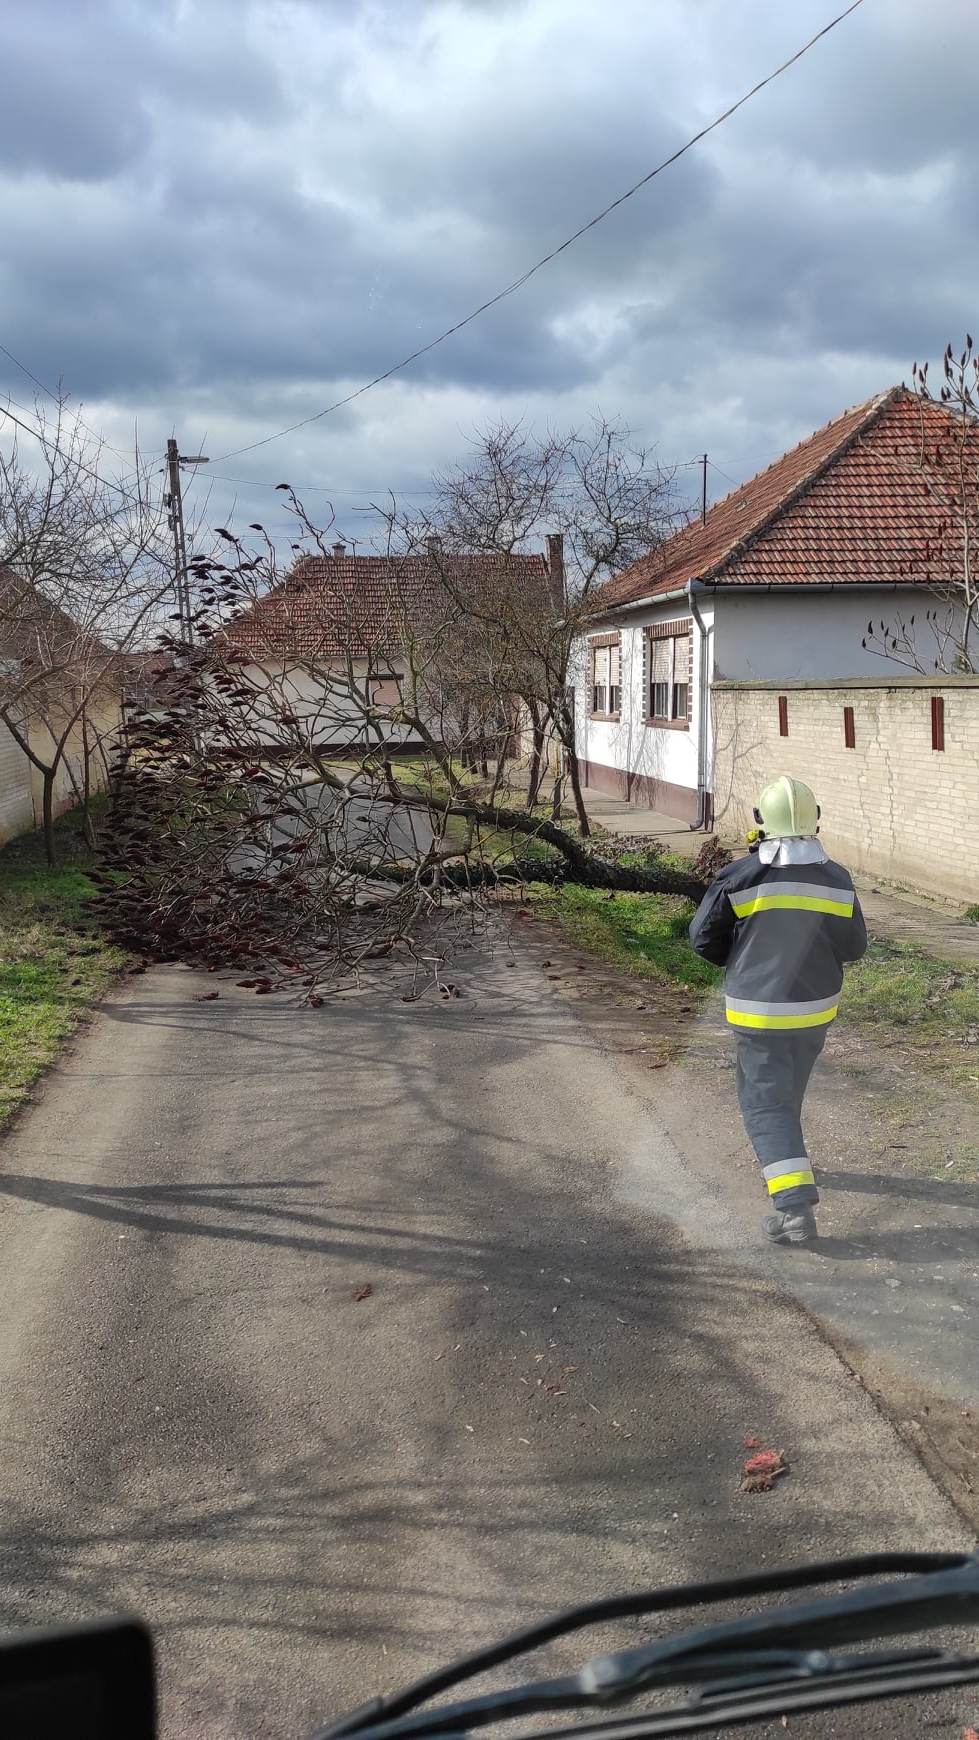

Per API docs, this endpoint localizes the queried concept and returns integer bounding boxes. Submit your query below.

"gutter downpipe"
[687,579,711,831]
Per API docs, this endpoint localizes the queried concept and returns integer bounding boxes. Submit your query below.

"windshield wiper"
[316,1552,979,1740]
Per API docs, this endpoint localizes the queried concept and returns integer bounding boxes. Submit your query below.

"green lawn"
[531,884,720,992]
[0,811,129,1127]
[843,938,979,1043]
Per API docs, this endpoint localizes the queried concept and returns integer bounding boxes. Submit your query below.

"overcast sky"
[2,0,977,551]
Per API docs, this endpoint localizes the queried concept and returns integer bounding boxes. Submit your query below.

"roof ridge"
[699,385,905,585]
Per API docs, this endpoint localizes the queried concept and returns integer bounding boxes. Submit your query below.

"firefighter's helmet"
[753,775,820,840]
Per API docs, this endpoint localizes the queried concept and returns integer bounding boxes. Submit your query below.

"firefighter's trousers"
[734,1028,826,1209]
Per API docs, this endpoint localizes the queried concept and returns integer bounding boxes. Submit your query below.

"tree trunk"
[566,742,590,837]
[524,697,544,809]
[527,725,545,809]
[80,711,97,850]
[42,769,57,867]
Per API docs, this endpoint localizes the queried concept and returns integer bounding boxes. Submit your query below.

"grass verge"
[842,938,979,1084]
[530,883,720,992]
[531,879,979,1093]
[0,809,129,1129]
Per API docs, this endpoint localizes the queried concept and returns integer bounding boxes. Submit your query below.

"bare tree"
[397,417,681,834]
[0,397,171,860]
[863,344,979,674]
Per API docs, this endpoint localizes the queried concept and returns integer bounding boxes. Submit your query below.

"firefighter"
[689,776,867,1245]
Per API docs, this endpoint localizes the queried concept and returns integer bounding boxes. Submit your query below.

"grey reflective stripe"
[728,880,854,912]
[763,1159,810,1183]
[725,993,839,1018]
[732,881,852,902]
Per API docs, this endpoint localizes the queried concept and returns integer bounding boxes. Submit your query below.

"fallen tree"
[95,485,707,996]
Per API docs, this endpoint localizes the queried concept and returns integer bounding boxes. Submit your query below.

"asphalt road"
[0,939,973,1739]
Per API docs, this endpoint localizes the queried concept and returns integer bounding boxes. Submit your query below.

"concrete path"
[0,947,973,1739]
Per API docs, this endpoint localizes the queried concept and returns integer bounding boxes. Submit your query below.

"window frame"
[589,635,621,720]
[644,626,691,730]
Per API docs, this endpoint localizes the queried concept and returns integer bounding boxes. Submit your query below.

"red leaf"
[740,1447,788,1493]
[353,1284,373,1302]
[743,1449,783,1476]
[743,1434,762,1449]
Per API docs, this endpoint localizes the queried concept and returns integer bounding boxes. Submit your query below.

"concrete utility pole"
[164,439,209,645]
[701,453,708,525]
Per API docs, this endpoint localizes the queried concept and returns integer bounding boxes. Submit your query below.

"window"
[590,641,620,715]
[671,634,689,721]
[778,695,789,737]
[609,641,621,714]
[931,694,945,752]
[646,631,690,723]
[843,705,856,749]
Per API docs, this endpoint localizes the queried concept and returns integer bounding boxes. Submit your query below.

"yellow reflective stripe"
[766,1169,815,1195]
[731,895,854,918]
[726,1006,838,1030]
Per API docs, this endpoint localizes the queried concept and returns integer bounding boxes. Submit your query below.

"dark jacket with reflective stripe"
[688,849,867,1030]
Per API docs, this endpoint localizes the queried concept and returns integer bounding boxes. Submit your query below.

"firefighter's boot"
[763,1207,817,1246]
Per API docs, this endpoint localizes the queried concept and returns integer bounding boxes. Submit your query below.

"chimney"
[426,534,442,558]
[546,532,565,610]
[332,541,346,557]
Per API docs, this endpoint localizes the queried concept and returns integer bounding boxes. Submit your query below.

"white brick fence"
[711,677,979,905]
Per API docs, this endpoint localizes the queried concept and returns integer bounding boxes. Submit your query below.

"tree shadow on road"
[0,961,970,1738]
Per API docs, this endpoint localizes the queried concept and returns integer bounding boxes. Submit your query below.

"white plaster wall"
[242,658,418,746]
[0,722,33,843]
[713,588,961,681]
[574,600,714,796]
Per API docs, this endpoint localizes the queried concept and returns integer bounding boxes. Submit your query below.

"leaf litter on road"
[740,1446,789,1494]
[352,1284,373,1302]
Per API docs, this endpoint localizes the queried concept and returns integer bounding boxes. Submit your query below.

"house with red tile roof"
[222,540,556,751]
[576,387,976,828]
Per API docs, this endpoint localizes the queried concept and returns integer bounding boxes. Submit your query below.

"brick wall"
[711,677,979,904]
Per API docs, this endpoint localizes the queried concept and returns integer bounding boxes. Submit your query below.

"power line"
[0,338,137,464]
[205,457,704,496]
[212,0,866,465]
[0,398,146,504]
[708,459,740,487]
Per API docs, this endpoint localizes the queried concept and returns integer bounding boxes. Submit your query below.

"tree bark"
[526,725,545,808]
[80,711,97,850]
[357,785,707,898]
[42,769,57,867]
[524,697,544,809]
[565,741,590,837]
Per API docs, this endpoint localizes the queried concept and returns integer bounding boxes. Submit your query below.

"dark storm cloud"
[1,0,978,538]
[0,0,284,181]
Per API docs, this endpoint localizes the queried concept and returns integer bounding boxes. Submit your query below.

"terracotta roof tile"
[224,550,549,659]
[589,388,978,612]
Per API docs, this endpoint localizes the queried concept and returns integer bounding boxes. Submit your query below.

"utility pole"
[164,439,209,645]
[701,453,708,525]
